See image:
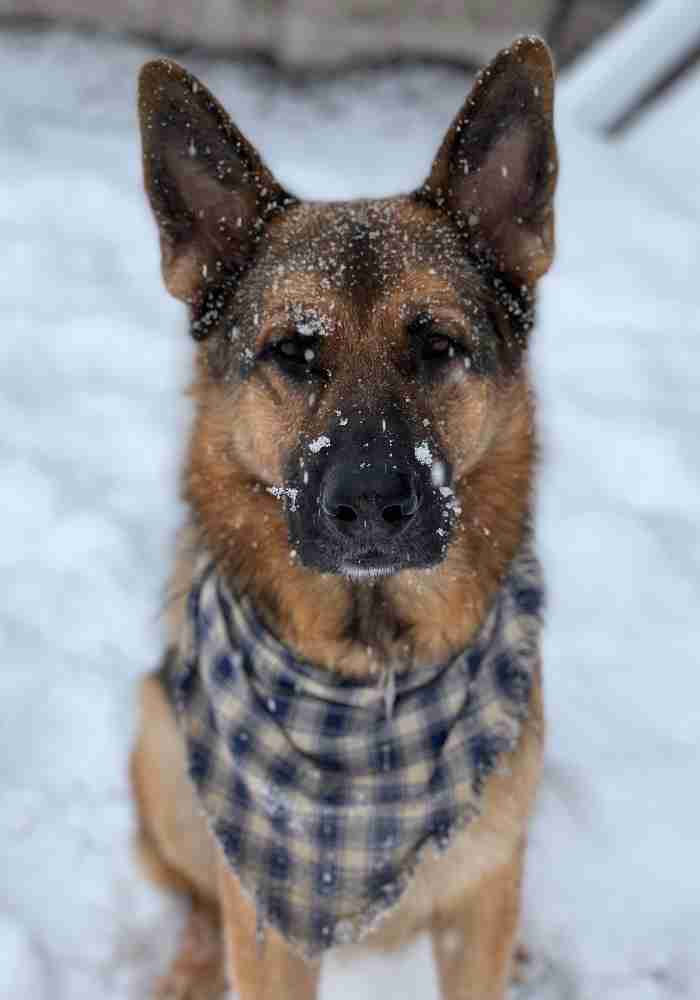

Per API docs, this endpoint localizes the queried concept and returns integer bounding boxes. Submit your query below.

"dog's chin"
[339,559,402,581]
[292,537,447,580]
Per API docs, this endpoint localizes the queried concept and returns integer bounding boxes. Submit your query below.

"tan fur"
[219,861,322,1000]
[132,674,218,904]
[151,905,227,1000]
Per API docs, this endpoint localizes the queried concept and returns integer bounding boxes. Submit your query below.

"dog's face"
[139,40,557,664]
[199,197,526,581]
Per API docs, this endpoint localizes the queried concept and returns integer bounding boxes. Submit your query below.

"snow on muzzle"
[283,415,455,577]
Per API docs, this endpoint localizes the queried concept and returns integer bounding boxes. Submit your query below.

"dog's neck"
[173,512,529,682]
[305,564,525,677]
[244,554,514,679]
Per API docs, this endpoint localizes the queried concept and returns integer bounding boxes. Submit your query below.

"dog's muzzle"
[286,417,453,577]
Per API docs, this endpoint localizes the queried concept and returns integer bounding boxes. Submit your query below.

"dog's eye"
[271,337,317,367]
[422,335,453,361]
[410,315,464,366]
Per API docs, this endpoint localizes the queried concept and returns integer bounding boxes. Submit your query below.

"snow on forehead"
[264,197,471,285]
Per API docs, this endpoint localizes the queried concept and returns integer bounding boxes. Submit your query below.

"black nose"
[321,464,421,538]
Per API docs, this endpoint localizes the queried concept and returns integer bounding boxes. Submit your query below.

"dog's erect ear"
[420,37,557,282]
[138,59,292,303]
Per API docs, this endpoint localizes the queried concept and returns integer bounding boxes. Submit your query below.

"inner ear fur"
[420,36,558,283]
[138,59,293,304]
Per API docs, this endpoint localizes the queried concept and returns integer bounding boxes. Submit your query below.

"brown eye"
[409,313,462,366]
[278,338,303,359]
[267,335,320,378]
[423,335,452,360]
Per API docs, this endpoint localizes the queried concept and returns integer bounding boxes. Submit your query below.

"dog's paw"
[152,907,228,1000]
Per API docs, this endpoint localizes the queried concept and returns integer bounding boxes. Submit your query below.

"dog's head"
[139,40,557,665]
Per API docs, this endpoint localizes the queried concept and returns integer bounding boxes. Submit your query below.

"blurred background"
[1,2,699,998]
[0,0,645,71]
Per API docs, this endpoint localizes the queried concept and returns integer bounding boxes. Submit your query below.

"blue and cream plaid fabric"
[169,544,543,957]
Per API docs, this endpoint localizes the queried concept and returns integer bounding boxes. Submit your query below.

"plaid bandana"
[168,544,543,957]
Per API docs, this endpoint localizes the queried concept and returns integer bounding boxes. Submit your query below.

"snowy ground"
[1,25,699,1000]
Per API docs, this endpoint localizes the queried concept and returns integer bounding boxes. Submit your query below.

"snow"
[617,61,700,220]
[1,25,699,1000]
[266,485,299,511]
[414,441,433,466]
[558,0,700,131]
[431,463,447,488]
[308,435,332,453]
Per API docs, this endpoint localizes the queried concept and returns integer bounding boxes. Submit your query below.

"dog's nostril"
[382,504,404,525]
[400,491,419,517]
[382,488,419,524]
[335,504,357,523]
[322,472,421,533]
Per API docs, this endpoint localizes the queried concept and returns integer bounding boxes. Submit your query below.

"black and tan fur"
[131,36,557,999]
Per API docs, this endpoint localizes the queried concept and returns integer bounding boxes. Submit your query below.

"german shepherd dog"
[131,36,557,1000]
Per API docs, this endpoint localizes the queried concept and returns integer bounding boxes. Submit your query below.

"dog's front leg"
[218,858,321,1000]
[430,845,523,1000]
